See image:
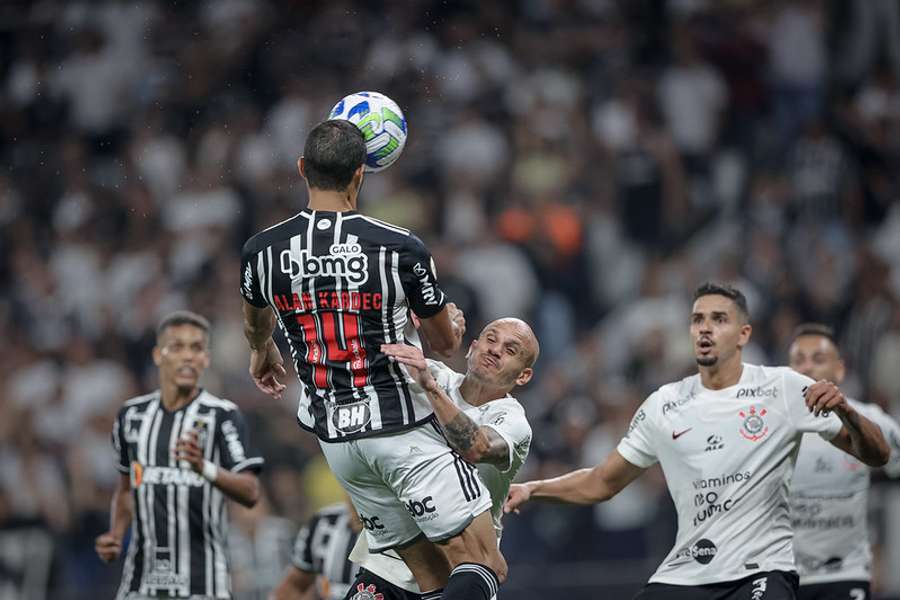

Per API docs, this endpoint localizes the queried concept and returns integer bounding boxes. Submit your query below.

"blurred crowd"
[2,0,900,598]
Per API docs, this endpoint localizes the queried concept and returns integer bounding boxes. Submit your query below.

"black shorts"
[798,580,870,600]
[342,568,422,600]
[634,570,799,600]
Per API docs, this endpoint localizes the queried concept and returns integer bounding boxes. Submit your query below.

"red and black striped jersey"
[240,209,447,441]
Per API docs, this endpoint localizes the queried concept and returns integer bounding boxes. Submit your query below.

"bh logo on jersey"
[351,583,384,600]
[331,400,372,434]
[739,406,769,442]
[279,243,369,285]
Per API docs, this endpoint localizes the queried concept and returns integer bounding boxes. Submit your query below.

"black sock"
[418,590,443,600]
[441,563,499,600]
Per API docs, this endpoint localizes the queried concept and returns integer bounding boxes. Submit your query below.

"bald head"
[482,318,540,367]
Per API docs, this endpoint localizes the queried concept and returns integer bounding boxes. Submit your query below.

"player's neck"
[698,354,744,391]
[160,384,200,411]
[458,376,508,407]
[307,189,357,212]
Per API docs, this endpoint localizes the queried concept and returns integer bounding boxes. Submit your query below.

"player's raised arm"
[504,450,645,513]
[418,302,466,358]
[804,381,891,467]
[399,234,463,357]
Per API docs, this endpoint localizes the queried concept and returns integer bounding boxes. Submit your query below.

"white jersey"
[616,364,843,586]
[348,360,532,592]
[790,399,900,584]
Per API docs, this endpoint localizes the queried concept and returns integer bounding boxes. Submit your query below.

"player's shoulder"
[242,211,311,255]
[196,390,239,413]
[120,390,160,412]
[345,212,411,238]
[652,374,698,405]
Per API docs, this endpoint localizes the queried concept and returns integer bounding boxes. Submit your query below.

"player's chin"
[695,355,718,367]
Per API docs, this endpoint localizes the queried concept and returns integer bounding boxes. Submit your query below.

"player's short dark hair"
[693,282,750,320]
[157,311,211,342]
[303,119,366,191]
[791,323,838,347]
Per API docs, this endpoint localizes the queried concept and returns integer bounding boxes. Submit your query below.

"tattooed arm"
[427,388,511,467]
[381,343,511,467]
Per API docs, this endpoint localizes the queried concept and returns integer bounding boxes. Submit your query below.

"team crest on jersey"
[739,406,769,441]
[351,583,384,600]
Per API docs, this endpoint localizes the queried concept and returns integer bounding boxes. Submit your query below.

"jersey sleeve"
[111,409,130,474]
[239,239,269,308]
[781,369,844,440]
[398,234,447,318]
[616,393,660,468]
[854,402,900,477]
[290,516,319,572]
[480,402,532,473]
[215,408,265,473]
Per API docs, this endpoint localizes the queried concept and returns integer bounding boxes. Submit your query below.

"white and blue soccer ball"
[328,91,407,173]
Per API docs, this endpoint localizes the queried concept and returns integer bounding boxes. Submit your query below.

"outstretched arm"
[504,451,645,513]
[806,381,890,467]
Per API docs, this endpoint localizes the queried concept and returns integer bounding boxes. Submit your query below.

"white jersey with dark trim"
[111,390,264,599]
[790,398,900,584]
[290,503,361,600]
[240,210,447,442]
[347,360,532,592]
[616,364,843,586]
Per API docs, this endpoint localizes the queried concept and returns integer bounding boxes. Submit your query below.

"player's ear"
[152,344,163,367]
[465,339,477,360]
[737,323,752,348]
[515,367,533,387]
[297,156,307,180]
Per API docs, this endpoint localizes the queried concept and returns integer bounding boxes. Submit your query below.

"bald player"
[337,318,539,600]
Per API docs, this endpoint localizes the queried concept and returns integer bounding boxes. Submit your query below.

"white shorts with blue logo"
[318,420,491,552]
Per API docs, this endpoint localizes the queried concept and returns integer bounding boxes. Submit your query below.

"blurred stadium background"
[2,0,900,598]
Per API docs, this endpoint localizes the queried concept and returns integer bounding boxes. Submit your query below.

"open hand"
[381,343,438,393]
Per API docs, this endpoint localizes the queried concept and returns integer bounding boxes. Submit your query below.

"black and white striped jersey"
[111,390,264,600]
[240,209,448,442]
[290,503,361,600]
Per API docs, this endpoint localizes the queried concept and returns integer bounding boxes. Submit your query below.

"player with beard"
[788,323,900,600]
[505,283,889,600]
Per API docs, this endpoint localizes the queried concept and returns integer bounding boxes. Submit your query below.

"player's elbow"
[238,478,261,508]
[868,440,890,468]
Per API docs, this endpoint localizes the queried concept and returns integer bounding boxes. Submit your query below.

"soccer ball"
[328,91,408,173]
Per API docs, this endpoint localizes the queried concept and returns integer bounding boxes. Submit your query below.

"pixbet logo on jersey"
[280,243,369,285]
[739,406,769,441]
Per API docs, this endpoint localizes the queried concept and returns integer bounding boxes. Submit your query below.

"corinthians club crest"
[739,405,769,442]
[351,583,385,600]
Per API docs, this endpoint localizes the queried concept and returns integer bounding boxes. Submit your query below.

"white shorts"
[319,420,492,552]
